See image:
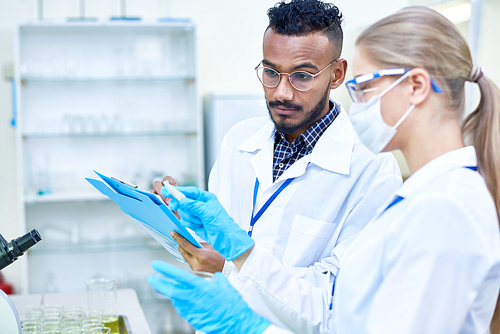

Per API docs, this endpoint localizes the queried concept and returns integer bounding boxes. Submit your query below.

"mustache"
[268,100,302,111]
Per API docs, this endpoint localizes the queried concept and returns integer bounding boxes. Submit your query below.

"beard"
[267,85,330,135]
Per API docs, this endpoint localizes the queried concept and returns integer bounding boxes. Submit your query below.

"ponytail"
[462,74,500,334]
[462,74,500,222]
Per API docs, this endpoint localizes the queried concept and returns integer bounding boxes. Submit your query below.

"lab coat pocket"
[282,215,336,267]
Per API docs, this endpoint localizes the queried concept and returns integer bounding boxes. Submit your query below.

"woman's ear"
[407,68,432,106]
[330,58,348,90]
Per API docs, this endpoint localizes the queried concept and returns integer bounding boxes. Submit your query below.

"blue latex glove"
[161,186,254,261]
[148,260,270,334]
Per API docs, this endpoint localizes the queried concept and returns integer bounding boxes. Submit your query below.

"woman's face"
[351,45,413,152]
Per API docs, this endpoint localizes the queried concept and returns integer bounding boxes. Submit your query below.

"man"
[153,0,401,331]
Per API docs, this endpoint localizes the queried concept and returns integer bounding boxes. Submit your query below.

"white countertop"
[10,288,151,334]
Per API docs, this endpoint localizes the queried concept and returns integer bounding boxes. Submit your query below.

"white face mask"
[349,71,415,154]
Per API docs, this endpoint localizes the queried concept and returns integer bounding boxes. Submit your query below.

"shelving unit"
[14,20,202,333]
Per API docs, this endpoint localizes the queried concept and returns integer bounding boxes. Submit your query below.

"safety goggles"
[346,68,443,103]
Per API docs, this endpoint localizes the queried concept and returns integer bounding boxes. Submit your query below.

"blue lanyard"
[248,178,295,237]
[384,195,405,212]
[329,278,335,310]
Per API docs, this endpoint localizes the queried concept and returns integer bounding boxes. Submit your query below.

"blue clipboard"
[86,171,202,262]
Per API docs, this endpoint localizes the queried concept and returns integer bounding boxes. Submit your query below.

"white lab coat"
[208,103,402,331]
[261,146,500,334]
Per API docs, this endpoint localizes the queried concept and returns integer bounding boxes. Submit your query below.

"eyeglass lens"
[256,67,315,91]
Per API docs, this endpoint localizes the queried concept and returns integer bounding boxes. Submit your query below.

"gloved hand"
[161,186,254,261]
[148,260,270,334]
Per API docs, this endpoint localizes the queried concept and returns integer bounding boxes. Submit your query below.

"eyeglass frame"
[254,59,337,92]
[345,68,443,103]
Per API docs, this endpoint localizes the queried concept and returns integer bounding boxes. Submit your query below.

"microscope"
[0,229,42,334]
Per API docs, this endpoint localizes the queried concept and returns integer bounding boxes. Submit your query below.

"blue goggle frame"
[345,68,443,102]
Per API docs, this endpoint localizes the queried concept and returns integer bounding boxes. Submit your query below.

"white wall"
[1,0,499,291]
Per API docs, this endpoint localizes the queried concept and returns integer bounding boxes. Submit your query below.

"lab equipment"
[148,260,270,334]
[160,186,254,261]
[0,229,42,271]
[86,278,119,334]
[19,305,115,334]
[0,229,42,334]
[86,171,202,262]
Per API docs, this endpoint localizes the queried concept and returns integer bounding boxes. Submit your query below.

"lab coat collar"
[392,146,478,200]
[237,120,275,191]
[237,119,275,153]
[237,100,354,192]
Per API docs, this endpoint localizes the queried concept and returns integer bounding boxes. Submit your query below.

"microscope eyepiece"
[16,230,42,251]
[0,229,42,271]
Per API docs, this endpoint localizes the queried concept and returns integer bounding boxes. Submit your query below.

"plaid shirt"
[273,101,339,181]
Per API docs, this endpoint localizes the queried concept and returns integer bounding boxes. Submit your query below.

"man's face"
[261,29,336,141]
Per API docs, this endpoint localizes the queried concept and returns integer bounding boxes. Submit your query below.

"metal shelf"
[27,239,164,255]
[22,129,197,139]
[24,191,110,204]
[20,76,196,83]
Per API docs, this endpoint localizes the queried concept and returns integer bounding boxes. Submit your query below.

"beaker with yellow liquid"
[102,315,120,334]
[87,278,119,334]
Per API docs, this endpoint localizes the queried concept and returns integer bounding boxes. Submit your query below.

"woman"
[148,6,500,334]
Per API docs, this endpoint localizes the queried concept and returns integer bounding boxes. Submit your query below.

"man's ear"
[330,58,348,90]
[407,68,432,106]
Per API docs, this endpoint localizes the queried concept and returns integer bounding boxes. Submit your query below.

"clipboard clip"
[111,176,138,189]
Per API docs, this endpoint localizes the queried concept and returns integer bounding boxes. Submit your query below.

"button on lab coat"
[208,103,402,332]
[262,146,500,334]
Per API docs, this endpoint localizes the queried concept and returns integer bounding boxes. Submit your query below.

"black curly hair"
[267,0,343,58]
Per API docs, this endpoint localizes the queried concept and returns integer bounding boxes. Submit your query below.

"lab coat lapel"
[251,143,274,192]
[275,109,354,182]
[237,121,275,192]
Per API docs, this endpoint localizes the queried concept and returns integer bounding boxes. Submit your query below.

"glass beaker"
[86,278,119,334]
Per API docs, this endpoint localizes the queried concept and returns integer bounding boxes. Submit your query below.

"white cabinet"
[14,21,202,333]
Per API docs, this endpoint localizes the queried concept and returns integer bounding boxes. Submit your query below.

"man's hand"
[153,176,180,219]
[171,231,225,273]
[162,186,255,261]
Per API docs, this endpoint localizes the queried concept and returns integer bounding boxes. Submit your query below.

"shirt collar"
[274,100,338,153]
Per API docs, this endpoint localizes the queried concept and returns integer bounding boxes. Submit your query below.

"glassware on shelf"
[44,272,58,293]
[135,38,163,77]
[35,151,52,196]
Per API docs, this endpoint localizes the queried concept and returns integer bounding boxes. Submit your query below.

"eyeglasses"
[255,59,337,92]
[346,68,443,103]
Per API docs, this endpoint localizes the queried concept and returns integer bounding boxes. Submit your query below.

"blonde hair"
[356,6,500,333]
